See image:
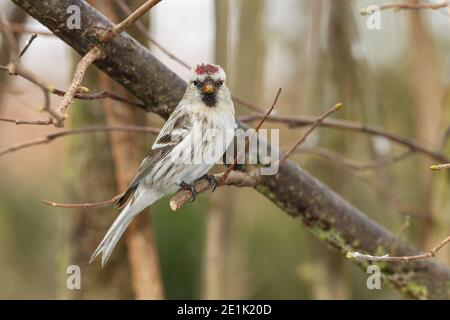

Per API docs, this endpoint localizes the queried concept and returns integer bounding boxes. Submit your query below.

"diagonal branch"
[239,114,449,163]
[13,0,450,299]
[57,0,162,123]
[280,103,343,164]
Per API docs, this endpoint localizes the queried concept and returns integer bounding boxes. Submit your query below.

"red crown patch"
[195,64,219,75]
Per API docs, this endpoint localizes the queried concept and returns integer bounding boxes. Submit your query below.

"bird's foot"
[201,174,217,192]
[178,181,197,201]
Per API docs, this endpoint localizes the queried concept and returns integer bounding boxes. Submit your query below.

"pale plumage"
[90,63,236,266]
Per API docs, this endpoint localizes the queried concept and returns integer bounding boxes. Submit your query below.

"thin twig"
[0,125,159,157]
[391,215,411,253]
[360,0,449,15]
[114,0,190,69]
[43,194,123,208]
[0,116,52,126]
[347,235,450,262]
[222,88,282,182]
[239,114,449,163]
[1,22,53,36]
[430,163,450,171]
[280,103,343,164]
[113,0,265,114]
[101,0,162,42]
[298,147,414,172]
[57,47,103,118]
[314,149,426,220]
[17,33,37,59]
[58,0,162,122]
[0,64,146,109]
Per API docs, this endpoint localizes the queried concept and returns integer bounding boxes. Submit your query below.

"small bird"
[90,63,236,266]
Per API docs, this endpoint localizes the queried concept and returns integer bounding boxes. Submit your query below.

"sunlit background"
[0,0,450,299]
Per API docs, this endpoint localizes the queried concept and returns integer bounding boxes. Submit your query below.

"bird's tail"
[89,188,162,267]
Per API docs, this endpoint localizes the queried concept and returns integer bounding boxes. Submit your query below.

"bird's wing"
[152,105,192,149]
[115,108,193,208]
[115,146,174,208]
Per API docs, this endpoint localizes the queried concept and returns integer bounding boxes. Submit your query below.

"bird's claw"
[178,181,197,201]
[202,174,217,192]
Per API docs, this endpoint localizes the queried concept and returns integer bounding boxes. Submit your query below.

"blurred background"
[0,0,449,299]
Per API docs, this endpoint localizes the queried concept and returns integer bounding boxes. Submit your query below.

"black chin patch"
[201,93,217,107]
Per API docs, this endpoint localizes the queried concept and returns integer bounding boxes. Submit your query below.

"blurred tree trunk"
[202,0,233,299]
[65,63,133,299]
[0,5,27,101]
[232,0,266,104]
[302,0,373,299]
[230,0,267,298]
[97,0,164,299]
[407,3,446,249]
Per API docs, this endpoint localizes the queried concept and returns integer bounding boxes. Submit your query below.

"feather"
[91,63,236,266]
[91,187,162,267]
[115,146,173,208]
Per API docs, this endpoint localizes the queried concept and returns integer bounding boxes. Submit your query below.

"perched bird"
[90,63,236,266]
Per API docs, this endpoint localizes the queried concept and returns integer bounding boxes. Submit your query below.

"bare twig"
[360,0,449,15]
[53,88,146,108]
[280,103,343,164]
[0,32,65,125]
[391,215,411,253]
[347,235,450,262]
[2,22,53,36]
[314,149,426,220]
[0,125,159,157]
[42,194,123,208]
[17,33,37,59]
[222,88,282,182]
[0,116,52,126]
[114,0,265,114]
[239,114,449,163]
[0,64,146,109]
[43,165,260,212]
[57,47,103,118]
[101,0,162,42]
[298,147,414,172]
[58,0,162,122]
[169,170,261,211]
[114,0,190,66]
[430,163,450,171]
[0,22,54,37]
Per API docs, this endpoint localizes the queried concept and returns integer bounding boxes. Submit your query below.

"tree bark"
[12,0,450,299]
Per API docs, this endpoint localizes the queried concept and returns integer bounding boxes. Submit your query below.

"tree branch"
[0,125,159,157]
[57,47,103,118]
[240,114,449,163]
[347,235,450,262]
[57,0,162,123]
[169,170,261,211]
[360,0,449,15]
[280,103,343,164]
[12,0,450,299]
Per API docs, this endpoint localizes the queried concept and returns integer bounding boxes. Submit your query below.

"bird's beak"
[202,82,216,94]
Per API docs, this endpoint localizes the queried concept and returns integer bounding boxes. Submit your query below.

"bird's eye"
[217,80,224,86]
[192,80,199,86]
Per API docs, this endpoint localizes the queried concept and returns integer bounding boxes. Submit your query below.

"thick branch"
[13,0,450,299]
